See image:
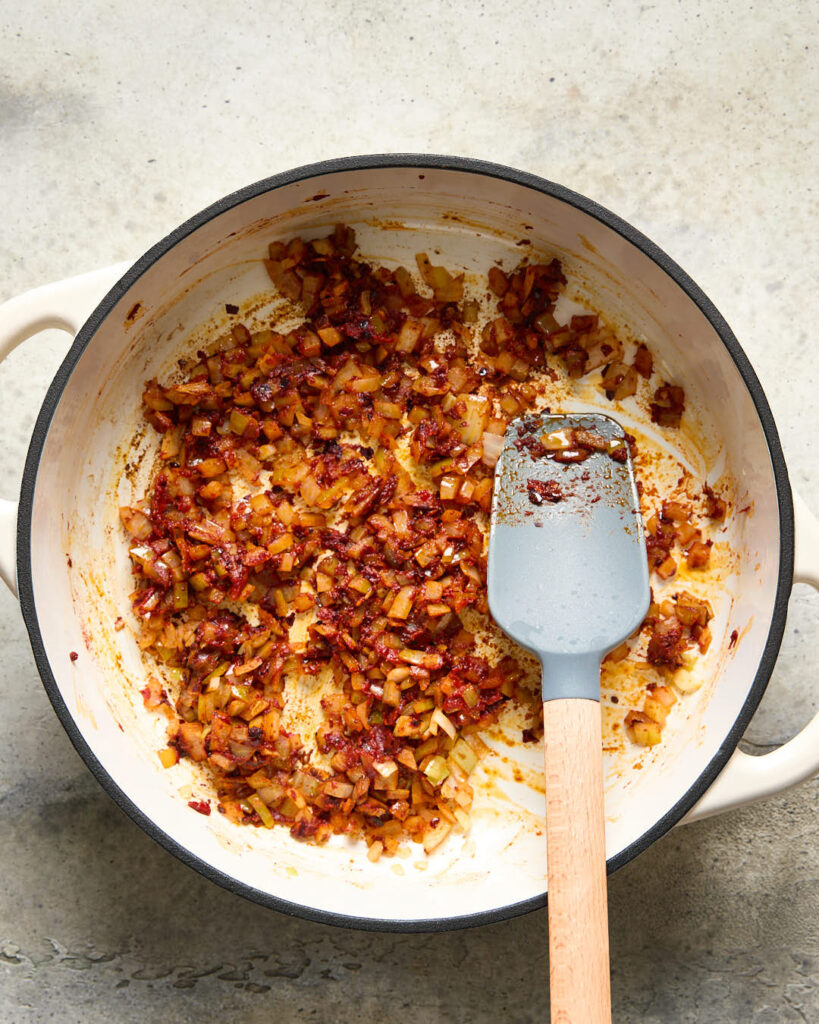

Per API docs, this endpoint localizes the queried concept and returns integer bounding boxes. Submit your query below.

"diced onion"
[481,431,505,467]
[123,222,709,859]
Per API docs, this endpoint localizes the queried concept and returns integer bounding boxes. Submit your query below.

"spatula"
[487,412,650,1024]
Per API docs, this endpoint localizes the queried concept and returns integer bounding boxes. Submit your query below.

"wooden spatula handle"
[543,697,611,1024]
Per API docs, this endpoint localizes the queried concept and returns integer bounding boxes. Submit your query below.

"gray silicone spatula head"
[487,412,650,701]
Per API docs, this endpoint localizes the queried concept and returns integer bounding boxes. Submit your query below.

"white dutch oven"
[1,156,817,931]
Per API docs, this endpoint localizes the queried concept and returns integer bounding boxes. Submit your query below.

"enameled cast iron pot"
[1,156,817,931]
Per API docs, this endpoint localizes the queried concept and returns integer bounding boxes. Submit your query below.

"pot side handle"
[0,264,131,595]
[684,488,819,823]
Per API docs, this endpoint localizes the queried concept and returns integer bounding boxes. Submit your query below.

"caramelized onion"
[122,224,720,855]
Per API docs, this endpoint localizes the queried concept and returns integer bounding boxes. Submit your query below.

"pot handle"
[0,263,130,595]
[684,488,819,823]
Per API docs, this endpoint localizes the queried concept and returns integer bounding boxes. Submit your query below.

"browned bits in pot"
[703,483,727,520]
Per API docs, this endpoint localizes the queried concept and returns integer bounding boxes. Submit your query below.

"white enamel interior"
[27,165,781,924]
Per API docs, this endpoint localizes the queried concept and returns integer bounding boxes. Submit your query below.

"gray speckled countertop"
[1,2,817,1021]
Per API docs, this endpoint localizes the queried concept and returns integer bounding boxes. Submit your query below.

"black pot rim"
[15,153,794,933]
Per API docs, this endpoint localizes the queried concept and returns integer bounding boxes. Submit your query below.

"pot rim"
[15,153,795,932]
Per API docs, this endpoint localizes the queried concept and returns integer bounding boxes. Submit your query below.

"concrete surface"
[1,1,817,1021]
